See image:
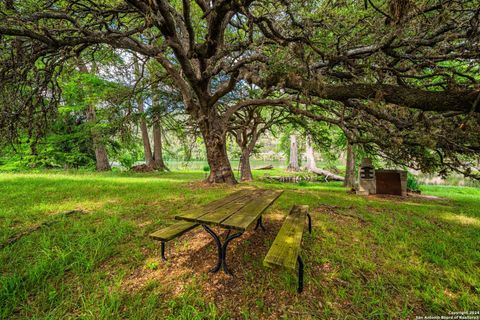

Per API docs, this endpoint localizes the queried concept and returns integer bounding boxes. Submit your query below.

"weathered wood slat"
[174,190,253,221]
[263,205,308,270]
[149,221,199,242]
[199,189,267,225]
[221,190,283,230]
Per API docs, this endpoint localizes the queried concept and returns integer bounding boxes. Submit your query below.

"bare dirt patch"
[136,220,152,228]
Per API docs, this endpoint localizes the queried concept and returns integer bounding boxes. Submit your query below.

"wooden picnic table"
[175,189,283,275]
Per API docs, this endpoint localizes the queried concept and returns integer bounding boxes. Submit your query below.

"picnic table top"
[175,189,283,231]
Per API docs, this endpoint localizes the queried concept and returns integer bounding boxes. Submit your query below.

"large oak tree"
[1,0,479,182]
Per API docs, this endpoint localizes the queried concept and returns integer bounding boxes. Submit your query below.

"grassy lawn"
[0,170,479,319]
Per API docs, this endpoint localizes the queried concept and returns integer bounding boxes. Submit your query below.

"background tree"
[229,106,288,181]
[304,135,316,172]
[344,141,356,188]
[133,55,154,168]
[287,135,299,172]
[79,70,111,171]
[150,88,168,171]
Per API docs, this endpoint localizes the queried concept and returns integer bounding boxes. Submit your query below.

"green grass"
[0,170,479,319]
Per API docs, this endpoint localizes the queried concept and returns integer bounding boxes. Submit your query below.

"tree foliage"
[0,0,479,179]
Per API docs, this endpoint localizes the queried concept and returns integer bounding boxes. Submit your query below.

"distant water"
[163,159,288,171]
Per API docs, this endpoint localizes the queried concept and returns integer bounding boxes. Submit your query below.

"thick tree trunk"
[287,134,299,172]
[152,118,167,171]
[204,134,236,184]
[239,148,253,181]
[138,99,154,167]
[305,135,316,171]
[199,114,236,184]
[86,106,111,171]
[344,141,355,188]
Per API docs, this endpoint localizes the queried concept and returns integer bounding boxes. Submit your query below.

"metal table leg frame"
[254,216,266,231]
[297,255,304,293]
[222,232,243,275]
[224,229,231,240]
[202,225,243,275]
[160,241,167,261]
[202,225,222,272]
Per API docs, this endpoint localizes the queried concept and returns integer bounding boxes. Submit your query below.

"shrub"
[407,173,421,193]
[119,152,135,169]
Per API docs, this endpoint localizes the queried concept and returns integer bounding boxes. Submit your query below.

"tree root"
[317,205,367,223]
[0,210,86,250]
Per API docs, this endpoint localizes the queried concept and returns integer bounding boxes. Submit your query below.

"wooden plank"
[174,189,254,221]
[220,190,283,230]
[149,221,199,242]
[263,205,308,270]
[198,189,267,225]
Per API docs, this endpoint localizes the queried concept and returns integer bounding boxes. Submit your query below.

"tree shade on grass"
[0,171,479,319]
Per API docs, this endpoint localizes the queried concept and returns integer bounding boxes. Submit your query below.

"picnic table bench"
[264,205,311,293]
[150,189,283,274]
[149,221,198,261]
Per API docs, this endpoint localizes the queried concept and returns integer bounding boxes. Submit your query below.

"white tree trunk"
[311,168,345,181]
[305,135,316,171]
[287,134,299,172]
